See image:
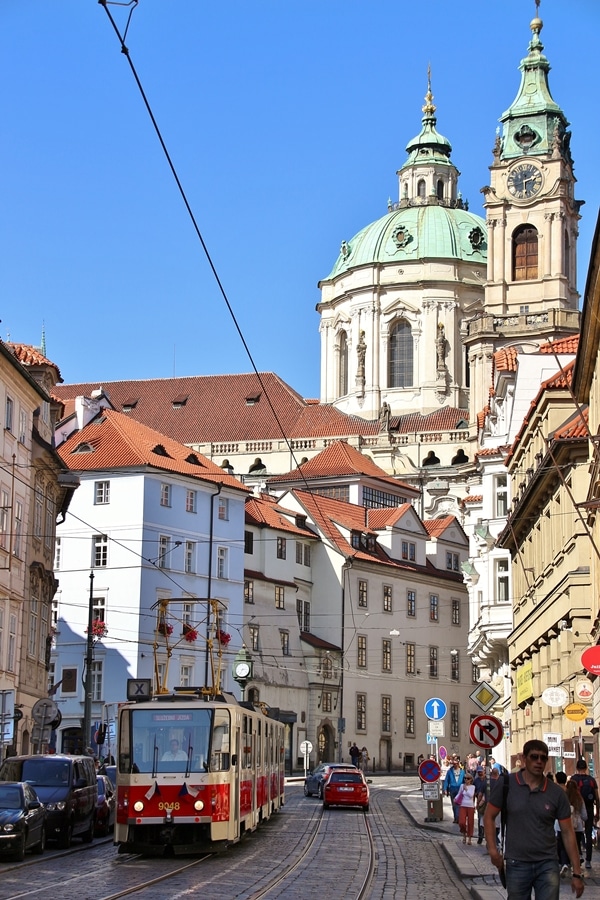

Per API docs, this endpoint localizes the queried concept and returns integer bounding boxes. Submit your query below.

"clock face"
[235,662,250,678]
[507,163,543,199]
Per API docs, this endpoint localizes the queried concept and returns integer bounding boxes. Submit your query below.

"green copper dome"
[324,205,487,280]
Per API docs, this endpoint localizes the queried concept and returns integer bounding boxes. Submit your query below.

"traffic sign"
[564,702,587,722]
[32,697,58,725]
[428,720,444,737]
[418,758,441,783]
[469,714,503,749]
[300,740,313,756]
[438,746,447,760]
[426,733,436,744]
[422,783,440,800]
[469,681,500,713]
[424,697,447,720]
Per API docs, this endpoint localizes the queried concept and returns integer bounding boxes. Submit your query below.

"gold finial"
[530,0,543,34]
[422,64,436,116]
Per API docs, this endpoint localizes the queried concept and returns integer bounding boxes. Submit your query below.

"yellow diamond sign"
[470,681,501,713]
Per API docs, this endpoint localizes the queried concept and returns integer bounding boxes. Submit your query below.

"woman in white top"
[456,773,477,844]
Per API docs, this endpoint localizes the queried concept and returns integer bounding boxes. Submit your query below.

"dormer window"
[245,393,261,406]
[73,442,94,454]
[172,394,188,409]
[122,398,138,412]
[152,444,172,458]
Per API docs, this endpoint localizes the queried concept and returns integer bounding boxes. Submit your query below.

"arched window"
[512,225,538,281]
[436,179,444,200]
[417,179,426,199]
[388,320,413,388]
[338,330,348,397]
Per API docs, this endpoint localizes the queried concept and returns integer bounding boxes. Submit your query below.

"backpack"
[573,774,596,805]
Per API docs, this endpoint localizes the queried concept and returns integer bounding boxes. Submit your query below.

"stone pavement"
[396,782,600,899]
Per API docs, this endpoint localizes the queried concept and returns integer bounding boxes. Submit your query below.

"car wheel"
[31,825,46,855]
[81,815,95,844]
[304,783,312,797]
[13,833,26,862]
[58,822,73,849]
[318,784,323,799]
[323,802,329,809]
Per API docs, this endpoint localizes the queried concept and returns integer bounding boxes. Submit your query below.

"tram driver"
[161,738,188,762]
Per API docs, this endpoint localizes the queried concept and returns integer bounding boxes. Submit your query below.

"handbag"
[455,787,464,806]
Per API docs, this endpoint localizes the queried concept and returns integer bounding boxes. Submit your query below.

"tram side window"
[243,715,253,768]
[211,710,231,771]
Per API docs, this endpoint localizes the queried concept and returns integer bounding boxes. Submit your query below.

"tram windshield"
[119,707,231,774]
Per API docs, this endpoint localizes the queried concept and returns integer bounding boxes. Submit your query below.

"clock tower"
[467,8,582,421]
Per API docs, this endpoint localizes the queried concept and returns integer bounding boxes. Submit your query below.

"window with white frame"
[186,489,197,513]
[185,541,195,574]
[244,580,254,603]
[401,540,416,561]
[383,584,392,612]
[296,597,310,632]
[382,695,391,733]
[218,497,229,521]
[28,593,38,657]
[249,624,259,652]
[93,534,108,568]
[180,664,192,688]
[322,691,332,713]
[95,481,110,505]
[382,638,392,672]
[18,409,27,444]
[54,537,61,570]
[494,474,508,518]
[358,580,368,608]
[92,596,106,623]
[217,547,228,579]
[280,630,290,655]
[47,660,55,695]
[44,490,54,549]
[160,483,171,507]
[13,501,23,558]
[495,557,510,602]
[446,551,459,572]
[182,603,192,626]
[275,585,285,609]
[158,535,171,569]
[5,396,14,432]
[452,597,460,625]
[39,602,49,662]
[8,614,17,672]
[91,660,103,701]
[429,594,439,621]
[155,662,166,694]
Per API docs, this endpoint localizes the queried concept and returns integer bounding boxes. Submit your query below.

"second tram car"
[114,693,285,854]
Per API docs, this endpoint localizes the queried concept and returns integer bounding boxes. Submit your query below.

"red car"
[322,768,369,811]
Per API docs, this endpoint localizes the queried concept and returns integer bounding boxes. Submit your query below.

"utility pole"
[82,571,94,753]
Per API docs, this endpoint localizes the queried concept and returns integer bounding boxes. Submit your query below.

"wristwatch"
[572,873,583,880]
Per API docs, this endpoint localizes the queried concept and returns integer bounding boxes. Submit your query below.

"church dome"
[325,204,487,280]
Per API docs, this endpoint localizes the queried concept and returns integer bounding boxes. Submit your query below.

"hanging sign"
[541,686,569,708]
[564,702,587,722]
[575,679,594,703]
[581,646,600,676]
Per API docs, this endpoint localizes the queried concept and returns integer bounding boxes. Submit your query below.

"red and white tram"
[114,692,285,854]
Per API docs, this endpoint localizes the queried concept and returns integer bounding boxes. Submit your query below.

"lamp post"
[82,571,95,753]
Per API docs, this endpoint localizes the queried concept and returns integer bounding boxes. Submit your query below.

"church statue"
[378,402,391,434]
[436,324,447,371]
[356,331,366,380]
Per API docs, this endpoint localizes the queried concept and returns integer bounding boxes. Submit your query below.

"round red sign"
[581,645,600,676]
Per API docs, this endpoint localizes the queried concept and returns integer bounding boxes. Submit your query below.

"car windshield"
[20,759,70,786]
[0,786,22,809]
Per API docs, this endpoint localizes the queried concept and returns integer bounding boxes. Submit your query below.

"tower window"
[417,179,426,199]
[436,179,444,200]
[512,225,538,281]
[388,319,413,388]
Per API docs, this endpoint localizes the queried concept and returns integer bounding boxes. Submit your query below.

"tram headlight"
[193,799,204,812]
[133,801,144,813]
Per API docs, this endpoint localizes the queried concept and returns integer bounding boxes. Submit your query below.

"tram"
[114,692,285,855]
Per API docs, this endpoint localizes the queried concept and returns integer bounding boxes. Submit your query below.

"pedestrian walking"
[570,758,599,870]
[473,766,487,844]
[360,746,369,771]
[567,780,587,868]
[443,755,465,824]
[484,739,584,899]
[456,773,476,844]
[349,742,360,767]
[554,772,570,875]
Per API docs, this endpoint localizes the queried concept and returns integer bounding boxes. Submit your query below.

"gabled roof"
[268,440,417,494]
[54,373,379,445]
[505,358,576,463]
[494,346,519,373]
[366,504,415,530]
[57,408,247,492]
[423,515,461,538]
[392,407,469,434]
[300,632,341,652]
[552,406,589,441]
[245,494,317,536]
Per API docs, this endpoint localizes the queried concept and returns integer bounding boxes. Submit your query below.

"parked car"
[101,765,117,788]
[0,755,97,848]
[304,762,357,799]
[323,768,370,810]
[95,775,115,836]
[0,782,46,861]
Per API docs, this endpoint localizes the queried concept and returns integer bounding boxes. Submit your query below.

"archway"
[317,722,335,762]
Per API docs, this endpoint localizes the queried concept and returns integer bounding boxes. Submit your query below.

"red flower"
[158,621,173,636]
[87,619,107,638]
[218,630,231,646]
[184,628,198,643]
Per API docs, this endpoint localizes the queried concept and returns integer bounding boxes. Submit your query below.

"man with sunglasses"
[484,740,584,898]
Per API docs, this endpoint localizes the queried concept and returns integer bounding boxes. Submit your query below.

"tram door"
[232,718,241,840]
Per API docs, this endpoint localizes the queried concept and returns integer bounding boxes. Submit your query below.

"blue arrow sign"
[424,697,447,721]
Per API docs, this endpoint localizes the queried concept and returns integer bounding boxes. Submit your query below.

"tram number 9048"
[158,801,181,811]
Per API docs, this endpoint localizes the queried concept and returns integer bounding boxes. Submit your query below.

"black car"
[95,775,115,836]
[0,782,46,861]
[304,762,357,799]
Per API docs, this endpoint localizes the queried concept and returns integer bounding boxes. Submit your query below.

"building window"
[405,698,415,735]
[276,537,286,559]
[160,483,171,507]
[382,639,392,672]
[249,624,259,652]
[244,531,254,554]
[297,599,310,632]
[244,580,254,604]
[217,547,228,579]
[44,491,54,550]
[275,585,285,609]
[382,695,391,733]
[417,179,426,198]
[18,409,27,443]
[91,660,103,701]
[401,540,416,561]
[436,179,444,200]
[358,580,368,608]
[388,319,413,388]
[472,663,480,684]
[451,703,460,739]
[185,541,195,574]
[322,691,332,713]
[451,650,460,682]
[338,330,348,397]
[357,635,367,668]
[180,665,192,688]
[218,497,229,520]
[322,655,333,679]
[407,590,416,617]
[186,489,197,513]
[157,535,171,569]
[495,557,510,602]
[280,630,290,656]
[95,481,110,505]
[446,551,459,571]
[7,614,16,671]
[54,536,61,570]
[34,482,43,539]
[92,595,106,623]
[0,489,9,549]
[383,584,392,613]
[513,224,538,281]
[296,542,311,566]
[182,603,192,626]
[93,534,108,568]
[406,642,415,675]
[452,598,460,625]
[28,594,38,657]
[429,594,439,621]
[356,693,366,731]
[13,500,23,558]
[5,396,14,432]
[494,474,508,517]
[429,646,438,678]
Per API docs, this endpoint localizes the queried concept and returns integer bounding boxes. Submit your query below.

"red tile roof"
[460,495,483,505]
[57,408,247,492]
[539,335,580,355]
[366,504,414,530]
[245,494,316,536]
[423,515,458,538]
[494,346,519,373]
[392,407,470,434]
[8,343,63,382]
[553,407,589,440]
[505,359,576,462]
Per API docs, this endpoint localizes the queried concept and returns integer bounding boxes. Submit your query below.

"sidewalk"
[397,785,600,899]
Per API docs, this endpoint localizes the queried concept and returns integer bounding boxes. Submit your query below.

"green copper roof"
[499,14,570,162]
[323,205,487,281]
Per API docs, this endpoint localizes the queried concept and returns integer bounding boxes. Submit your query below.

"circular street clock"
[507,162,543,200]
[234,661,251,679]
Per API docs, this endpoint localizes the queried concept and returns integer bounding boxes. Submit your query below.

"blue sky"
[1,0,597,400]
